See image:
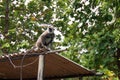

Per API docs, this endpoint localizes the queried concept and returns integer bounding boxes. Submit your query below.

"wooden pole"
[37,55,45,80]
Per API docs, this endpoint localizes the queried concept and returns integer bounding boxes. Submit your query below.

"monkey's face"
[48,27,54,33]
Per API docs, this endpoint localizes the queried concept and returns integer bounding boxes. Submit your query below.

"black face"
[49,27,53,32]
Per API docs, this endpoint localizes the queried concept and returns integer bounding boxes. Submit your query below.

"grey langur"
[35,27,55,50]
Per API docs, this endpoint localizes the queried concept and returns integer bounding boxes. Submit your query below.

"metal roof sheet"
[0,50,96,79]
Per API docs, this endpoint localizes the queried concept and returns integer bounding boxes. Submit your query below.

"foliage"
[0,0,120,79]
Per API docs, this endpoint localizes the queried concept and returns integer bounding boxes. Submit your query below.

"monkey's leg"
[43,45,50,50]
[47,44,53,50]
[40,43,50,51]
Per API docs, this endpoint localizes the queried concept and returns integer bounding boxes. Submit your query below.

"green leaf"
[2,43,10,48]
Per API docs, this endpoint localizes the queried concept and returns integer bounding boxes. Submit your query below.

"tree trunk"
[2,0,10,53]
[4,0,9,37]
[116,48,120,79]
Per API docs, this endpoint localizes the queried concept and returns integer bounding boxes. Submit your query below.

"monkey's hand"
[43,46,51,51]
[47,48,51,51]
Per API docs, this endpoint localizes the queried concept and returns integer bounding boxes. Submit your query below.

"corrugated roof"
[0,49,96,79]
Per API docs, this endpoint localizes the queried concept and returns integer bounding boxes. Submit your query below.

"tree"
[0,0,120,79]
[60,0,120,79]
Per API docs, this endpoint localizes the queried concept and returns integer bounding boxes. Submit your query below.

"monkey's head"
[47,27,54,33]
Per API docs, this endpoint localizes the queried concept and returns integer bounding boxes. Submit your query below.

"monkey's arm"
[44,33,55,45]
[39,35,50,50]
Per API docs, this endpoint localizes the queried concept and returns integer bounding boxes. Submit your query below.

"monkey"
[20,26,55,79]
[7,26,55,80]
[34,26,55,50]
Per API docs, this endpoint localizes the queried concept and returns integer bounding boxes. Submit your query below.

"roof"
[0,49,96,79]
